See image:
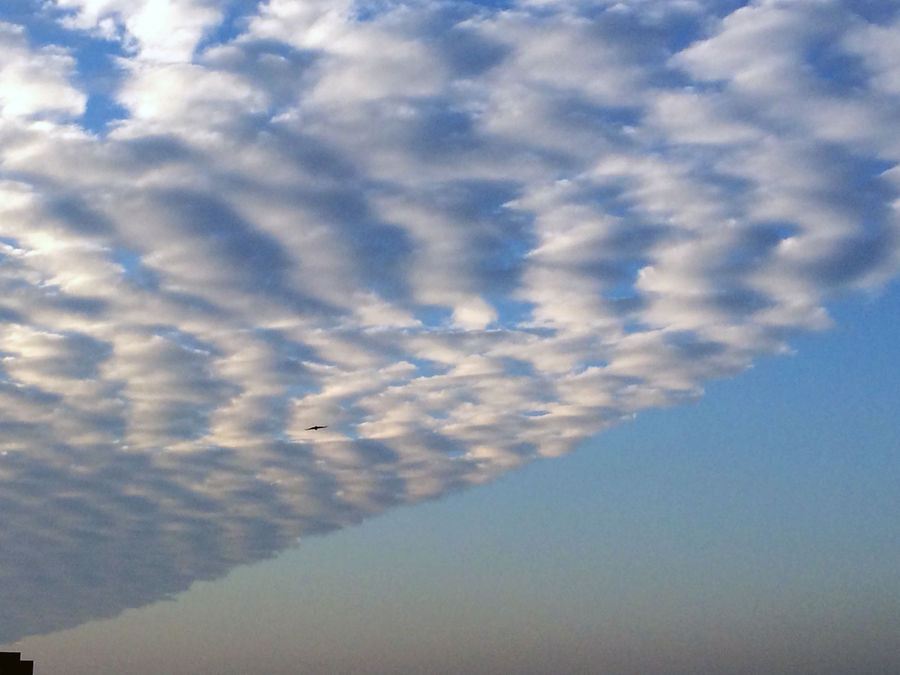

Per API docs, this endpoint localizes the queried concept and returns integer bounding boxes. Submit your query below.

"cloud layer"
[1,0,898,641]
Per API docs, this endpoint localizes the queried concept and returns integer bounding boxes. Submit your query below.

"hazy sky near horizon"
[0,0,898,671]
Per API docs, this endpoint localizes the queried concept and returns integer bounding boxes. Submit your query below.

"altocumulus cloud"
[0,0,898,641]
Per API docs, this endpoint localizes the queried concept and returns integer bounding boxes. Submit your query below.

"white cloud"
[844,17,900,95]
[0,23,85,119]
[0,0,897,642]
[58,0,223,62]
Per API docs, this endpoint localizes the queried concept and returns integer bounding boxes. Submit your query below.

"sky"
[0,0,898,673]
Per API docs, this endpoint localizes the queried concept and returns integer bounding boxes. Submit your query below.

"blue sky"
[0,1,898,673]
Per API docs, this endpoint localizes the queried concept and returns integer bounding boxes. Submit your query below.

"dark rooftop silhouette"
[0,652,34,674]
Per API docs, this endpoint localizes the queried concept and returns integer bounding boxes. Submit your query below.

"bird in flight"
[305,425,328,431]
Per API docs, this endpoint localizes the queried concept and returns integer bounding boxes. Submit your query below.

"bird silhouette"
[305,425,328,431]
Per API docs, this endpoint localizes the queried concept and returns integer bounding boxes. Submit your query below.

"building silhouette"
[0,652,33,674]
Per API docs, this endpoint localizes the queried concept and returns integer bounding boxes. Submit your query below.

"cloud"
[0,22,85,119]
[0,0,898,642]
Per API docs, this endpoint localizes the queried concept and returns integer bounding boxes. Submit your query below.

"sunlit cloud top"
[1,0,898,642]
